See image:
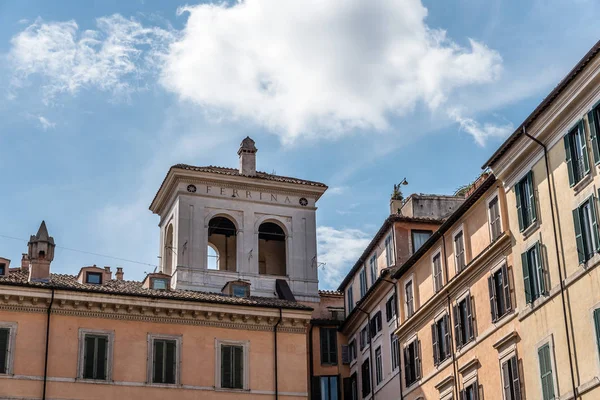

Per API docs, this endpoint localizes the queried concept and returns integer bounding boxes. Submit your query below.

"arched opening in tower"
[258,222,286,276]
[208,216,237,271]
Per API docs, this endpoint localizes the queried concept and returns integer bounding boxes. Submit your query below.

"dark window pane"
[83,336,96,379]
[96,337,107,380]
[0,329,8,374]
[165,341,176,384]
[86,272,102,284]
[153,340,164,383]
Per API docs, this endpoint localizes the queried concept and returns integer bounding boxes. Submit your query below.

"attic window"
[0,264,5,276]
[86,272,102,285]
[152,278,169,290]
[232,283,249,298]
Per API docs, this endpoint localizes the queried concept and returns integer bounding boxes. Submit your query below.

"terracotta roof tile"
[0,270,312,311]
[319,289,342,296]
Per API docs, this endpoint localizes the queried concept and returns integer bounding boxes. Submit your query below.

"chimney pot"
[116,267,124,281]
[21,254,29,271]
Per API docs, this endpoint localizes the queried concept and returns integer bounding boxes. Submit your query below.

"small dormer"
[143,273,171,290]
[0,257,10,277]
[77,265,111,285]
[222,280,251,298]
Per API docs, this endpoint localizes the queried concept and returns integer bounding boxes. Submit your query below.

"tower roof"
[238,136,257,154]
[31,221,54,244]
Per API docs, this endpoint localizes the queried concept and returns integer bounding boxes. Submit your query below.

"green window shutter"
[511,356,522,400]
[415,340,422,380]
[453,304,461,348]
[580,120,591,175]
[221,345,232,388]
[466,296,474,341]
[0,329,8,374]
[502,361,511,400]
[591,195,600,252]
[535,242,546,295]
[431,323,439,365]
[96,337,107,380]
[589,109,600,164]
[233,346,243,389]
[573,208,586,263]
[527,171,537,223]
[502,263,512,311]
[594,309,600,357]
[522,251,532,304]
[564,134,575,187]
[538,344,555,400]
[488,276,497,322]
[515,182,524,231]
[165,341,176,384]
[153,340,163,383]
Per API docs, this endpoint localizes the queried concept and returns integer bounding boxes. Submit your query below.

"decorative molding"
[492,331,519,350]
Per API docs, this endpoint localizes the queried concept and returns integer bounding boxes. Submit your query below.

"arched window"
[258,222,286,276]
[164,224,174,275]
[208,216,237,271]
[207,243,219,270]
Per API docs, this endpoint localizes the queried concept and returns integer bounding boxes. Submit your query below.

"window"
[453,296,474,348]
[361,359,371,398]
[489,196,502,241]
[488,264,511,322]
[320,328,338,365]
[515,172,537,232]
[375,347,383,385]
[573,196,600,263]
[0,322,16,375]
[385,234,394,266]
[454,230,466,273]
[347,288,354,314]
[501,356,522,400]
[405,280,414,318]
[221,345,244,389]
[521,242,546,304]
[369,311,382,338]
[412,230,432,253]
[359,268,367,298]
[151,338,178,384]
[348,340,356,363]
[349,373,358,400]
[403,339,421,387]
[80,332,111,380]
[432,252,443,292]
[386,294,397,322]
[564,120,590,187]
[369,255,378,285]
[86,272,102,284]
[587,103,600,164]
[232,284,249,298]
[431,314,450,365]
[538,344,556,400]
[151,278,168,290]
[359,326,369,351]
[391,334,400,371]
[593,309,600,358]
[317,376,339,400]
[0,263,5,276]
[460,381,479,400]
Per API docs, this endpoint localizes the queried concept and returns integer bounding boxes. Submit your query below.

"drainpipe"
[274,308,282,400]
[308,323,315,399]
[355,307,375,400]
[383,278,403,400]
[440,235,460,399]
[42,287,55,400]
[522,126,579,398]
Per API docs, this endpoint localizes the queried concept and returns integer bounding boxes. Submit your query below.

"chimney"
[104,266,112,281]
[28,221,55,282]
[21,253,29,271]
[116,267,124,281]
[238,136,257,176]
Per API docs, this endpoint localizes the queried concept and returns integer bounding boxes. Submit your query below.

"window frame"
[431,248,444,293]
[147,333,182,386]
[369,311,383,339]
[587,101,600,165]
[85,272,103,285]
[404,275,415,319]
[403,336,421,389]
[500,354,522,400]
[320,327,338,366]
[391,334,400,372]
[453,226,466,274]
[564,119,590,187]
[0,263,5,276]
[359,325,369,352]
[369,255,378,285]
[151,278,169,290]
[411,230,433,253]
[573,194,600,264]
[384,233,394,267]
[487,191,503,242]
[489,262,512,323]
[347,286,354,314]
[77,328,114,381]
[515,171,537,232]
[536,335,558,400]
[0,322,17,375]
[431,312,451,366]
[361,358,371,398]
[375,346,383,386]
[454,291,475,349]
[521,241,546,304]
[215,339,250,391]
[359,268,368,298]
[318,375,340,400]
[385,294,397,323]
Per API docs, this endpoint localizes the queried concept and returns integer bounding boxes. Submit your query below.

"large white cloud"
[317,226,371,290]
[161,0,503,143]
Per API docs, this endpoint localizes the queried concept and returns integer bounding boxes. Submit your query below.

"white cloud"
[9,15,174,102]
[448,108,514,146]
[160,0,502,144]
[38,115,55,130]
[317,226,371,289]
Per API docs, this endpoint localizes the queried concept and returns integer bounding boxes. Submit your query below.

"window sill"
[521,220,539,240]
[572,172,593,194]
[434,356,452,370]
[215,387,250,392]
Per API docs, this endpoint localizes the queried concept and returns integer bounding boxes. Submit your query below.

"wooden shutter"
[564,134,576,187]
[403,347,410,385]
[521,251,532,304]
[502,264,512,312]
[0,329,8,374]
[511,356,522,400]
[341,345,350,365]
[488,276,497,322]
[153,340,163,384]
[466,297,474,341]
[329,329,338,365]
[473,381,480,400]
[233,345,243,389]
[534,242,546,295]
[579,120,591,175]
[415,340,422,380]
[83,336,95,379]
[369,318,376,338]
[573,207,586,264]
[538,344,555,400]
[502,360,511,400]
[527,171,537,223]
[453,304,461,348]
[443,314,451,357]
[96,336,108,380]
[594,309,600,356]
[165,340,176,384]
[591,195,600,252]
[459,389,466,400]
[311,376,321,400]
[221,345,231,388]
[320,328,328,364]
[431,323,439,365]
[589,109,600,164]
[343,377,352,400]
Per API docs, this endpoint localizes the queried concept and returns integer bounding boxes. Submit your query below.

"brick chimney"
[21,253,29,271]
[103,266,112,281]
[115,267,124,281]
[238,136,257,176]
[28,221,55,282]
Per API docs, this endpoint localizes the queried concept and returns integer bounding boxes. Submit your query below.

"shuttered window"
[403,339,421,387]
[386,294,397,322]
[361,359,371,397]
[391,334,400,371]
[221,344,244,389]
[588,104,600,164]
[488,264,511,322]
[83,335,108,380]
[405,280,414,318]
[460,380,479,400]
[347,288,354,314]
[538,344,555,400]
[359,268,367,298]
[515,172,537,232]
[564,120,590,187]
[572,195,600,263]
[359,326,368,351]
[152,339,177,384]
[454,296,474,348]
[521,242,546,304]
[501,356,521,400]
[454,231,466,273]
[431,314,450,365]
[369,255,378,285]
[433,253,443,292]
[594,309,600,358]
[320,328,338,365]
[375,347,383,385]
[489,196,502,241]
[369,311,382,338]
[315,375,339,400]
[0,328,9,374]
[385,234,394,267]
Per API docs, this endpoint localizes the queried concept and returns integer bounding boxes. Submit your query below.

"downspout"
[355,307,375,400]
[522,127,579,398]
[383,278,403,400]
[42,287,55,400]
[308,323,315,399]
[274,308,282,400]
[441,234,460,399]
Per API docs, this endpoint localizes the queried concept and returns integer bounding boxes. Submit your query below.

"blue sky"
[0,0,598,289]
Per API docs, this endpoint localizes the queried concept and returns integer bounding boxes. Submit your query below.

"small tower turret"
[238,136,257,176]
[28,221,55,282]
